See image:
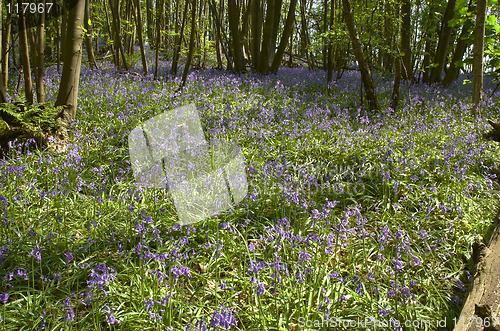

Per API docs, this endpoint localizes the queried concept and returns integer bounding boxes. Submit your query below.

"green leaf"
[463,79,471,85]
[88,18,92,26]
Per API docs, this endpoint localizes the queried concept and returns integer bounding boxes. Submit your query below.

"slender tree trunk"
[209,0,232,71]
[109,0,128,70]
[443,9,473,87]
[146,0,154,46]
[133,0,148,74]
[1,0,12,95]
[430,0,456,83]
[18,0,34,104]
[172,0,189,75]
[103,0,118,66]
[472,0,487,111]
[382,0,394,71]
[342,0,379,110]
[299,0,313,69]
[0,0,6,103]
[270,0,283,66]
[181,0,197,86]
[228,0,245,72]
[271,0,298,73]
[257,0,276,73]
[154,0,164,78]
[84,0,97,69]
[326,0,336,82]
[36,1,45,103]
[251,0,262,68]
[400,0,412,80]
[422,0,438,84]
[391,56,401,110]
[55,0,85,126]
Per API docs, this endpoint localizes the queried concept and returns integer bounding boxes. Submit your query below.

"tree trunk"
[18,0,34,104]
[209,0,233,71]
[1,0,11,97]
[154,0,164,78]
[133,0,148,74]
[269,0,283,66]
[228,0,245,72]
[36,1,45,103]
[103,0,118,66]
[257,0,276,73]
[442,14,473,86]
[326,0,336,82]
[299,0,314,69]
[400,0,412,80]
[181,0,197,86]
[146,0,155,46]
[0,0,5,103]
[55,0,85,127]
[342,0,379,111]
[391,56,401,110]
[472,0,487,111]
[251,0,262,68]
[382,0,395,72]
[84,0,97,69]
[270,0,298,73]
[172,0,190,75]
[109,0,128,70]
[430,0,456,83]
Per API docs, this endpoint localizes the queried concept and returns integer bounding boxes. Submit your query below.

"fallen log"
[453,120,500,331]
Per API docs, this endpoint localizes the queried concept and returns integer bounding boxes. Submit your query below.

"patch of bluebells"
[209,305,237,330]
[1,63,498,329]
[84,263,117,305]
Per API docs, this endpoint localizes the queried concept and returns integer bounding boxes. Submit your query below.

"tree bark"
[391,56,401,110]
[84,0,97,69]
[271,0,298,73]
[154,0,164,78]
[146,0,154,46]
[228,0,246,72]
[133,0,148,74]
[36,0,45,103]
[443,18,473,86]
[257,0,276,73]
[472,0,487,111]
[209,0,233,71]
[251,0,262,68]
[171,0,190,75]
[430,0,456,83]
[181,0,197,86]
[18,0,34,104]
[1,0,11,101]
[55,0,85,126]
[400,0,412,80]
[270,0,283,66]
[342,0,379,111]
[0,0,6,103]
[109,0,128,70]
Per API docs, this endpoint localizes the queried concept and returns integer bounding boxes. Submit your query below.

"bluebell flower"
[29,242,44,264]
[209,305,237,330]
